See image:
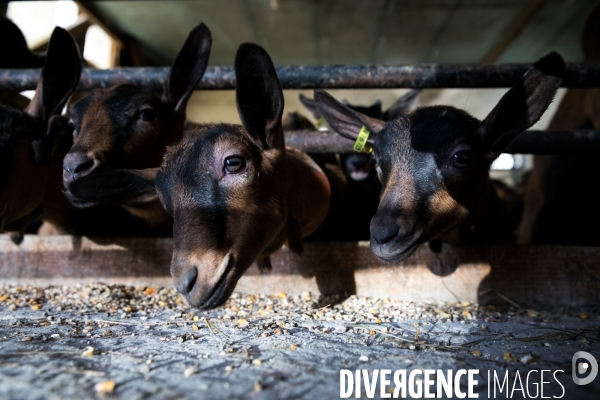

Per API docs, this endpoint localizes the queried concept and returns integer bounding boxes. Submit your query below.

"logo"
[572,351,598,385]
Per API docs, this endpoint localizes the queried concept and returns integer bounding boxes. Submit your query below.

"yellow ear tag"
[353,126,373,154]
[316,116,326,128]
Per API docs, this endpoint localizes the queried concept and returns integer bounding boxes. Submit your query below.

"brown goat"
[0,28,81,235]
[315,52,565,263]
[66,43,340,309]
[517,5,600,245]
[62,23,212,235]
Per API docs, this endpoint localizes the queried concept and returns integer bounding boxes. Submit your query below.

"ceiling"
[85,0,597,67]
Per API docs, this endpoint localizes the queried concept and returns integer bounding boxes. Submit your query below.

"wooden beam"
[1,235,598,308]
[76,1,152,67]
[32,14,93,54]
[483,0,548,63]
[75,1,124,48]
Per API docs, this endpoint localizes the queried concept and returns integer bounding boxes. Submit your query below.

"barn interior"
[0,1,599,398]
[6,0,595,166]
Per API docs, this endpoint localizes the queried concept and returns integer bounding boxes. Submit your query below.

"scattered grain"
[94,381,115,393]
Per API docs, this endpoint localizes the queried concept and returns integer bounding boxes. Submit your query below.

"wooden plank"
[31,14,93,54]
[0,235,598,308]
[76,1,125,48]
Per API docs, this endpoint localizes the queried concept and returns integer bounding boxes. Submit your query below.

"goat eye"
[451,151,471,169]
[139,108,156,122]
[224,156,246,174]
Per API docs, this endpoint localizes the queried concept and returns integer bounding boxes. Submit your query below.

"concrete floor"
[0,283,598,399]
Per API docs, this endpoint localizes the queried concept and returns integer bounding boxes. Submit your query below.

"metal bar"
[282,129,600,155]
[504,129,600,155]
[1,63,599,91]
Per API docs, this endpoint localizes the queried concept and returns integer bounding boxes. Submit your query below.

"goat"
[314,52,565,263]
[282,91,420,241]
[517,5,600,245]
[66,43,344,309]
[0,27,81,235]
[62,23,212,236]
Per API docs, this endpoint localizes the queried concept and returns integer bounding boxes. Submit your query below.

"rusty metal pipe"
[504,129,600,155]
[280,129,600,155]
[1,62,599,91]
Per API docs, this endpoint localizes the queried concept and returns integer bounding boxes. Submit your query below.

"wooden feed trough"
[1,234,598,309]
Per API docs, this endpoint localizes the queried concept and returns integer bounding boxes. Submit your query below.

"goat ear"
[385,89,422,120]
[313,89,386,142]
[235,43,284,150]
[298,93,322,119]
[67,168,158,206]
[165,23,212,115]
[0,15,45,68]
[479,52,565,161]
[26,27,82,121]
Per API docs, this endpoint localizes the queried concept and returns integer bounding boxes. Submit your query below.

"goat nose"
[63,153,95,181]
[370,210,401,244]
[371,222,399,244]
[175,267,198,295]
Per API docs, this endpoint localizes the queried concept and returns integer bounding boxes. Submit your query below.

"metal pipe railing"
[283,129,600,155]
[4,63,599,155]
[1,62,599,91]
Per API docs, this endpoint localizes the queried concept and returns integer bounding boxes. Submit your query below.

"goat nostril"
[73,159,95,174]
[371,223,399,244]
[181,267,198,295]
[64,153,96,176]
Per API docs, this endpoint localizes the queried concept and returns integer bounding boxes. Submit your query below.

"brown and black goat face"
[367,109,488,261]
[156,125,287,308]
[315,52,566,262]
[63,22,212,207]
[63,86,174,192]
[0,27,81,231]
[158,43,286,309]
